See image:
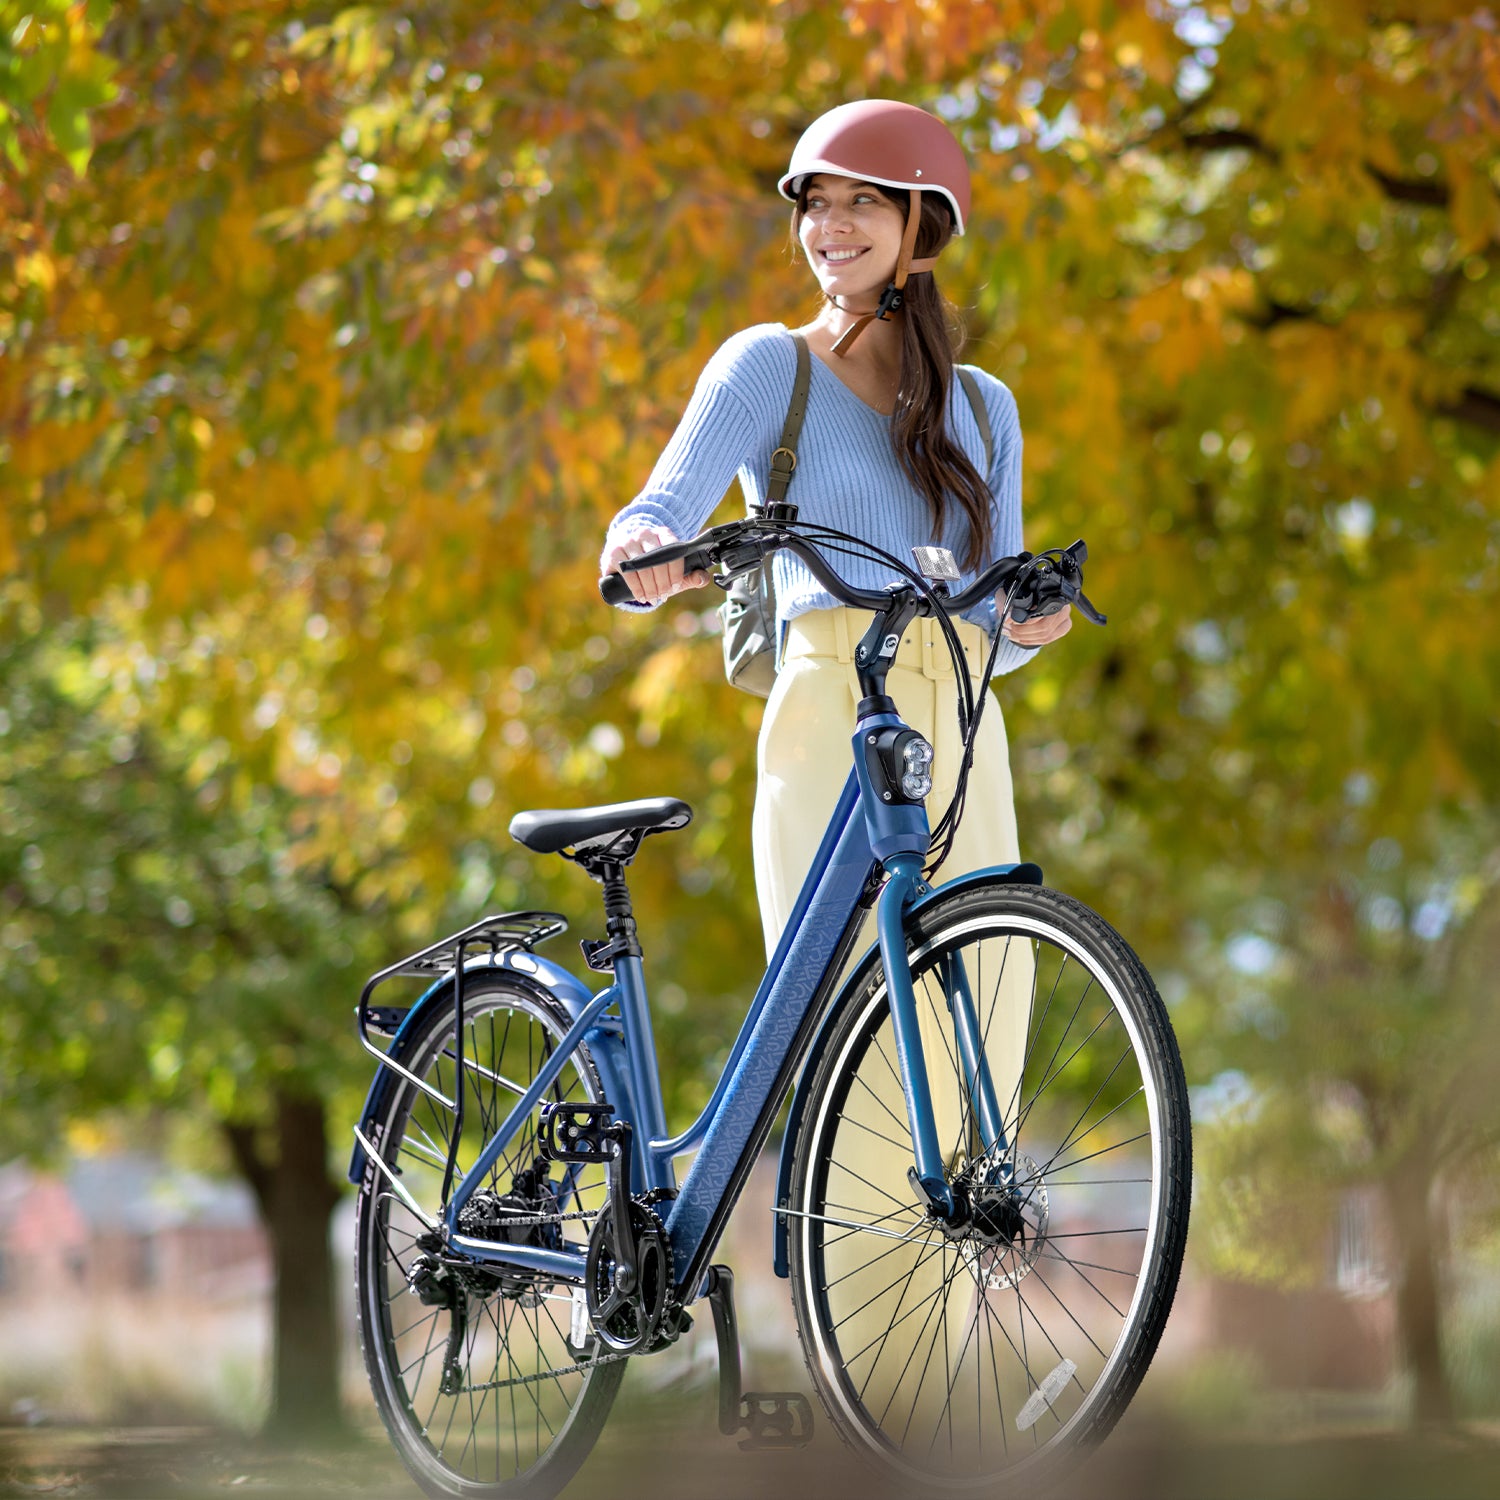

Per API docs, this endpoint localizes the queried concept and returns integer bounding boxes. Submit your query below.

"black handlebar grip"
[620,539,716,574]
[599,571,636,607]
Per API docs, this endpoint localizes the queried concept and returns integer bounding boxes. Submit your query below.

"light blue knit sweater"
[603,322,1036,676]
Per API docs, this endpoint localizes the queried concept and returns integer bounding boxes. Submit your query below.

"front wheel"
[787,883,1190,1491]
[353,972,623,1500]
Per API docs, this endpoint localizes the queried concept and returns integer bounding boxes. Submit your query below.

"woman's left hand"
[1000,597,1073,648]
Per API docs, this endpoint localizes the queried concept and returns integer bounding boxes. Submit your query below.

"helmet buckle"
[874,284,905,321]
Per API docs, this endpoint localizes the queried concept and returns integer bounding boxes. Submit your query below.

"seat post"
[577,855,643,971]
[597,860,642,958]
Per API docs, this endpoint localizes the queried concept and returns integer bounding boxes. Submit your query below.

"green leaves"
[0,1,117,176]
[1,0,1497,1235]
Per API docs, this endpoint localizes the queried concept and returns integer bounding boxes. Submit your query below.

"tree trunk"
[1385,1166,1453,1427]
[226,1088,346,1441]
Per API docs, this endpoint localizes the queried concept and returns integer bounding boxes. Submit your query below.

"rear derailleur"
[404,1153,570,1394]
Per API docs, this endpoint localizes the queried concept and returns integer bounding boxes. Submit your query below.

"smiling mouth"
[820,246,868,264]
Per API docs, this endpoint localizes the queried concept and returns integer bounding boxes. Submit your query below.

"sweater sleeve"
[961,373,1035,676]
[600,329,785,608]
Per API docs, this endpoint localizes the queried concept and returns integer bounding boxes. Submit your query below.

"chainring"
[584,1198,673,1354]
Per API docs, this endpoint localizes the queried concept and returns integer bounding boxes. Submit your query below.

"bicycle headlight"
[900,735,934,800]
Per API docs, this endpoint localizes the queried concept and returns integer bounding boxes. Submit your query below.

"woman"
[602,99,1070,949]
[601,98,1074,1384]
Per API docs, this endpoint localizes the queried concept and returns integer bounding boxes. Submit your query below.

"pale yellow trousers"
[753,609,1033,1403]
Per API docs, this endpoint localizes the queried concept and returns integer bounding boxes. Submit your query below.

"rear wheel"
[788,883,1190,1491]
[354,973,623,1499]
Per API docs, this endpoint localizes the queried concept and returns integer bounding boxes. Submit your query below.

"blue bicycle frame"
[350,687,1038,1306]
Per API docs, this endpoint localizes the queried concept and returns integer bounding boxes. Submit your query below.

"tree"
[2,0,1497,1429]
[0,604,390,1435]
[1191,841,1500,1423]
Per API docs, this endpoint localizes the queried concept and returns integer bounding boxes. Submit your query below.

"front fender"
[348,950,622,1185]
[771,860,1042,1276]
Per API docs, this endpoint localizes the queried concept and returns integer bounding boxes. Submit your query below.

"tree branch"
[1364,164,1449,209]
[1173,126,1454,211]
[1438,386,1500,433]
[1179,127,1281,163]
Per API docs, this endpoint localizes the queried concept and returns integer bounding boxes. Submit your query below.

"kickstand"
[705,1265,815,1451]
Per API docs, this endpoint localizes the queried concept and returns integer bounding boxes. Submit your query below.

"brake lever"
[1074,591,1107,626]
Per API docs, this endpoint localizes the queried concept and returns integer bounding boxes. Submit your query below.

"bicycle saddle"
[508,797,693,855]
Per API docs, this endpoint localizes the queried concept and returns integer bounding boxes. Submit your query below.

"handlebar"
[599,517,1106,629]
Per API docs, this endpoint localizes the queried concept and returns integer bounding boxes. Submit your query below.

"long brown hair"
[794,184,993,570]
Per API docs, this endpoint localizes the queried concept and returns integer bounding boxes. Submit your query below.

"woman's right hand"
[601,524,709,605]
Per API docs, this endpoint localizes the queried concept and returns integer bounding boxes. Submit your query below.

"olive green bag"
[719,333,811,698]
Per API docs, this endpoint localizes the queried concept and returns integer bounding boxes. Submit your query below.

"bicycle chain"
[446,1190,680,1395]
[453,1345,633,1394]
[459,1206,599,1231]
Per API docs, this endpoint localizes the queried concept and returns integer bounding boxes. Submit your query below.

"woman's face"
[797,174,906,305]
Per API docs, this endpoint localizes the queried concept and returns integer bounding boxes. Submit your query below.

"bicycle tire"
[354,972,624,1500]
[787,882,1190,1491]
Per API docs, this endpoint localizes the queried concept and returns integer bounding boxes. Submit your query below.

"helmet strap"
[832,189,931,359]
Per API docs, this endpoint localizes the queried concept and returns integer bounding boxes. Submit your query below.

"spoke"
[981,1275,1009,1456]
[1034,1240,1127,1321]
[393,1308,444,1368]
[1015,996,1113,1141]
[1046,1053,1139,1174]
[864,1033,915,1136]
[835,1106,914,1156]
[404,1113,454,1177]
[845,1237,955,1392]
[880,1253,952,1435]
[1043,1176,1153,1186]
[823,1226,952,1294]
[817,1201,926,1257]
[1043,1226,1149,1240]
[930,1265,988,1457]
[393,1305,446,1345]
[870,1026,911,1106]
[1043,1132,1153,1178]
[1043,1091,1148,1172]
[826,1155,924,1216]
[899,1245,960,1454]
[1020,1266,1110,1368]
[783,1204,948,1248]
[1011,943,1065,1129]
[1035,1247,1142,1278]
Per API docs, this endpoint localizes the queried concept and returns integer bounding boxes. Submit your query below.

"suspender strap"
[766,333,811,505]
[955,366,993,473]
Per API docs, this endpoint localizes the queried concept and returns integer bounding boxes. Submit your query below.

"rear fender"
[348,951,624,1185]
[771,861,1042,1275]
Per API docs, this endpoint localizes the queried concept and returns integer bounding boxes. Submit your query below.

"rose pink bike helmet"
[778,100,972,355]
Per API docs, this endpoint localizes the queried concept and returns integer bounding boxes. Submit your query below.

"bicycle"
[348,507,1191,1499]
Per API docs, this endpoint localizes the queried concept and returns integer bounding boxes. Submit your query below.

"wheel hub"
[455,1157,565,1303]
[966,1151,1048,1290]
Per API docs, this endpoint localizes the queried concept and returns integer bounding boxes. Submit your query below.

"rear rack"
[377,910,569,985]
[354,911,570,1180]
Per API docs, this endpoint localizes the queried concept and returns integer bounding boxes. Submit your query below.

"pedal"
[539,1102,617,1163]
[705,1264,815,1451]
[737,1392,815,1450]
